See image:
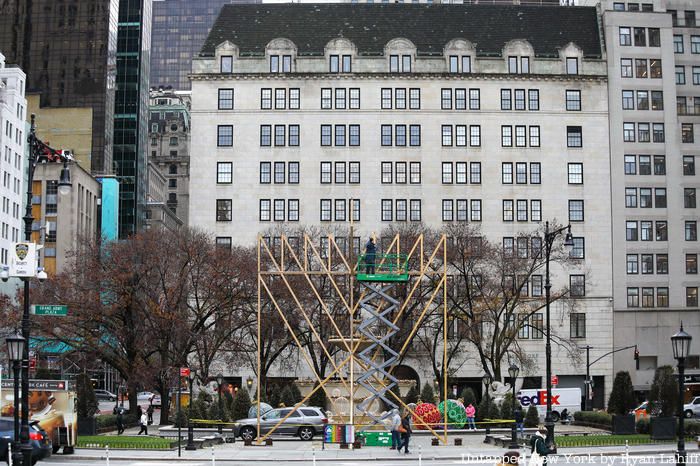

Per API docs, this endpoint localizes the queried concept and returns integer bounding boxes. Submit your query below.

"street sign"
[9,242,37,277]
[551,375,559,386]
[31,305,68,316]
[180,367,190,377]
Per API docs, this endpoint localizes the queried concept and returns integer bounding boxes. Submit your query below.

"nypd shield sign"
[9,242,37,277]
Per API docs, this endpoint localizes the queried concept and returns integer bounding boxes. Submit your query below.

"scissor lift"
[355,254,408,427]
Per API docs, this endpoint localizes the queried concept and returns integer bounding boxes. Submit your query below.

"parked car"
[94,389,117,402]
[137,391,154,401]
[150,393,161,407]
[234,407,327,441]
[684,396,700,418]
[0,417,52,465]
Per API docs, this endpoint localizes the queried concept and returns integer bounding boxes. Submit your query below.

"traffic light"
[634,346,639,370]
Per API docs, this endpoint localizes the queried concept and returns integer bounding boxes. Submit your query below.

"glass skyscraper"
[150,0,259,90]
[115,0,153,237]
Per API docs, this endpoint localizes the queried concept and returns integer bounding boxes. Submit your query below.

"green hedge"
[77,435,175,450]
[96,413,138,429]
[556,434,672,448]
[636,418,700,437]
[573,411,612,427]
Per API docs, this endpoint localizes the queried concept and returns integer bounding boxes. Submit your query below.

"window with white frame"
[217,162,233,184]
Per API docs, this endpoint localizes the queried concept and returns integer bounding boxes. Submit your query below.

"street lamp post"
[246,376,253,393]
[671,325,692,466]
[508,363,520,450]
[543,221,573,452]
[6,333,25,466]
[216,374,224,434]
[185,370,197,451]
[482,374,492,442]
[17,115,73,466]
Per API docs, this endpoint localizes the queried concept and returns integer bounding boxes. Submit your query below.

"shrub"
[525,406,539,427]
[76,373,99,418]
[289,382,302,405]
[573,411,612,427]
[476,394,492,421]
[96,413,138,429]
[231,388,252,421]
[420,382,435,404]
[608,371,636,415]
[500,393,521,420]
[636,418,649,434]
[460,388,477,407]
[172,409,188,428]
[404,384,419,405]
[649,366,678,417]
[266,385,281,408]
[279,385,294,407]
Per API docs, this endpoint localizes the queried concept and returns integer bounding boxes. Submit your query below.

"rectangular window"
[395,162,407,184]
[321,162,332,184]
[528,126,540,147]
[273,199,285,221]
[683,124,695,143]
[335,162,346,184]
[639,188,652,207]
[642,287,654,308]
[649,28,660,46]
[687,287,698,307]
[636,59,648,78]
[259,199,271,221]
[260,162,271,184]
[381,162,392,184]
[619,27,631,46]
[627,254,639,274]
[687,254,698,274]
[442,200,454,222]
[639,155,651,174]
[289,125,300,146]
[568,163,583,184]
[655,188,667,208]
[453,88,466,110]
[288,162,299,184]
[515,163,527,184]
[455,162,467,184]
[570,237,585,259]
[634,27,646,46]
[320,199,332,222]
[566,90,581,111]
[625,188,638,208]
[657,287,668,308]
[217,125,233,146]
[274,125,286,146]
[528,89,539,110]
[675,35,685,53]
[515,126,526,147]
[569,200,584,221]
[260,125,272,146]
[531,200,542,222]
[218,89,234,109]
[686,221,697,241]
[381,125,392,146]
[652,123,665,143]
[220,56,233,73]
[650,59,662,78]
[342,55,352,72]
[395,88,406,109]
[215,237,232,250]
[217,162,233,184]
[409,125,421,146]
[456,200,468,222]
[651,91,663,110]
[335,199,347,221]
[349,88,360,109]
[381,199,392,221]
[470,89,480,110]
[462,56,471,73]
[641,254,654,274]
[656,221,667,241]
[501,126,513,147]
[638,122,650,142]
[289,88,300,109]
[470,125,481,146]
[335,125,346,146]
[441,89,452,110]
[270,55,279,73]
[627,288,639,307]
[442,162,453,184]
[567,126,582,147]
[274,162,285,183]
[471,200,482,221]
[531,314,543,339]
[275,89,286,109]
[501,89,512,110]
[656,254,668,274]
[625,155,636,175]
[470,162,481,184]
[503,200,514,222]
[531,276,543,297]
[410,162,421,184]
[641,221,653,241]
[288,199,299,221]
[570,275,585,297]
[390,56,399,73]
[693,36,700,54]
[530,163,541,184]
[410,200,421,222]
[684,156,696,175]
[216,199,232,221]
[449,55,458,73]
[381,88,392,109]
[329,55,339,72]
[516,199,528,221]
[349,125,360,146]
[566,57,578,75]
[395,125,407,146]
[622,90,635,110]
[621,59,633,78]
[395,199,407,222]
[321,125,332,146]
[686,188,697,208]
[502,163,513,184]
[349,162,360,184]
[321,88,332,109]
[455,125,467,146]
[514,89,526,110]
[570,313,585,338]
[335,88,346,109]
[442,125,453,146]
[677,66,687,84]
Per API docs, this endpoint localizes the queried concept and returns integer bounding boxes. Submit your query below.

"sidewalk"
[58,432,700,463]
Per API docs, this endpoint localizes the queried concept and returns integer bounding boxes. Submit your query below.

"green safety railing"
[356,254,409,282]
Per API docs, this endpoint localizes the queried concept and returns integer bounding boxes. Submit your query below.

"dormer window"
[390,55,411,73]
[270,55,292,73]
[330,55,352,73]
[220,56,233,73]
[449,55,471,73]
[508,56,529,74]
[566,57,579,75]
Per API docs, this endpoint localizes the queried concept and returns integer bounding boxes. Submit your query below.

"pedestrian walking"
[147,403,154,425]
[465,403,476,430]
[514,406,524,436]
[389,408,401,450]
[137,408,149,435]
[528,427,550,466]
[397,410,412,454]
[364,237,376,274]
[116,406,125,435]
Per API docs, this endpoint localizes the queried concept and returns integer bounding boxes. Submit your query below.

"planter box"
[650,417,676,440]
[612,415,636,435]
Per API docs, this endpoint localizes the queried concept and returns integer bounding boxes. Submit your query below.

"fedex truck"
[516,388,582,422]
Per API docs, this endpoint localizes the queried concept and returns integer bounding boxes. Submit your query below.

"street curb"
[53,448,694,463]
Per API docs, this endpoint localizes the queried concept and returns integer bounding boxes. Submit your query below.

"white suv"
[683,396,700,418]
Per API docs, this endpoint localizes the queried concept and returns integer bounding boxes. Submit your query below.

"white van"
[516,388,582,422]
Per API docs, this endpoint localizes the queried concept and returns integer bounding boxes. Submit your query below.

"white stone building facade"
[190,4,614,406]
[0,52,27,269]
